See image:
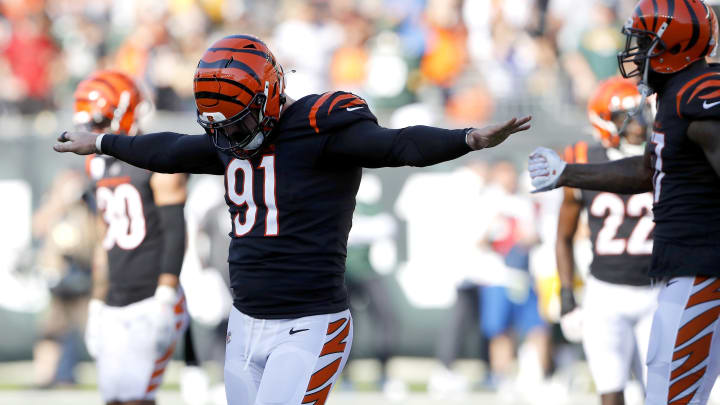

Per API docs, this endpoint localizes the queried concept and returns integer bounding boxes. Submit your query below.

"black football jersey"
[564,142,653,286]
[218,91,378,319]
[650,63,720,278]
[99,90,470,318]
[87,155,165,306]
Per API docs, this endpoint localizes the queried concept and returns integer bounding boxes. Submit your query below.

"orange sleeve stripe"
[698,88,720,100]
[574,142,588,164]
[563,146,574,163]
[689,79,720,101]
[327,94,356,113]
[676,72,720,118]
[309,92,334,134]
[342,98,366,108]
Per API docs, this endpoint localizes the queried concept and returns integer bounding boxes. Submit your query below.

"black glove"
[560,287,577,316]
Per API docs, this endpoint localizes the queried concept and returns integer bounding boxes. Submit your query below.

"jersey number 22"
[590,192,654,256]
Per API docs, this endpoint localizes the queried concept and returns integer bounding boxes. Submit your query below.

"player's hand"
[85,298,104,358]
[466,116,532,150]
[53,131,100,155]
[153,285,179,357]
[528,147,567,193]
[560,307,583,343]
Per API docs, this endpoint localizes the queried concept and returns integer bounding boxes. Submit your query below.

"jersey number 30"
[590,192,654,256]
[226,156,278,237]
[97,184,146,250]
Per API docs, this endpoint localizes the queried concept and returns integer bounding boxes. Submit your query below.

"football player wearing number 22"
[55,35,531,405]
[530,1,720,404]
[557,77,659,405]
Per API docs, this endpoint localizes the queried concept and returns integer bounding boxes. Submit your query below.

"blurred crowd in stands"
[0,0,639,125]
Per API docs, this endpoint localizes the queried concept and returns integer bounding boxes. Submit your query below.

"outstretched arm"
[321,116,531,168]
[54,131,225,175]
[529,145,653,194]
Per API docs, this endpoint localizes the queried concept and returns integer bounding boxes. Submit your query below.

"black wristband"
[560,287,576,316]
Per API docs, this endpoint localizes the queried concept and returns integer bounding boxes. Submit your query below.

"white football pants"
[224,307,353,405]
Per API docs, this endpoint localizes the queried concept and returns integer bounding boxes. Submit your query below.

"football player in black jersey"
[557,77,658,405]
[75,70,190,405]
[54,35,530,405]
[529,1,720,404]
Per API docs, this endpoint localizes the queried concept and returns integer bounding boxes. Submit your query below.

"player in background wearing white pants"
[530,2,720,402]
[556,77,660,405]
[75,70,190,405]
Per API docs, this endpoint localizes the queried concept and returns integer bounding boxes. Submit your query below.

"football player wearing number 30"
[530,1,720,404]
[54,35,530,405]
[74,70,189,405]
[556,77,659,405]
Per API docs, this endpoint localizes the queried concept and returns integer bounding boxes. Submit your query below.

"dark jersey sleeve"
[309,91,378,134]
[677,70,720,120]
[101,132,225,175]
[321,119,471,168]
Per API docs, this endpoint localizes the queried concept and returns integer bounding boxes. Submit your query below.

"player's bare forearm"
[556,188,581,289]
[558,156,653,194]
[91,242,108,301]
[556,238,575,288]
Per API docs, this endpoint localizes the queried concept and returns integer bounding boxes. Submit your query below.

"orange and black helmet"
[587,77,644,148]
[194,35,286,159]
[619,0,718,80]
[74,70,144,136]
